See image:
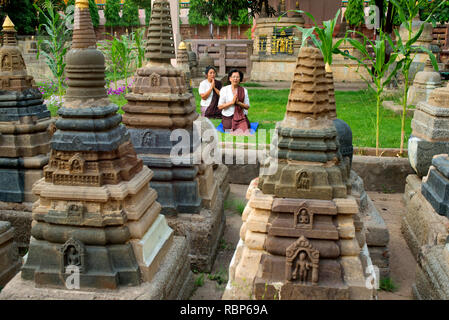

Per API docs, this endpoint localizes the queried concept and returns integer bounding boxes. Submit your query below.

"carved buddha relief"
[285,236,319,284]
[296,170,311,191]
[60,238,85,273]
[1,53,12,72]
[149,73,161,87]
[69,153,85,174]
[293,206,313,229]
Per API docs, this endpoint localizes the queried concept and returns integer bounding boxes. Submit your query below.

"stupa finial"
[284,46,331,125]
[75,0,89,9]
[1,15,17,46]
[72,0,97,49]
[64,0,107,102]
[145,0,175,63]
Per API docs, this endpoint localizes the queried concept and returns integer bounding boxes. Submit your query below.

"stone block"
[402,178,449,261]
[0,221,22,287]
[0,236,194,300]
[421,156,449,217]
[408,135,449,177]
[164,191,225,272]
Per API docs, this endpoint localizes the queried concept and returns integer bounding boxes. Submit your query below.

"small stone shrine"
[0,16,53,250]
[407,60,442,106]
[402,154,449,299]
[176,41,192,93]
[0,0,193,299]
[408,82,449,177]
[186,42,199,79]
[0,221,21,287]
[197,47,215,77]
[250,2,305,81]
[122,0,226,272]
[223,47,375,300]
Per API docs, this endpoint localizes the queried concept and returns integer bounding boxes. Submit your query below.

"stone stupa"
[223,47,375,300]
[0,0,193,299]
[407,60,442,106]
[408,82,449,177]
[122,0,227,272]
[0,15,54,250]
[402,154,449,299]
[176,41,192,93]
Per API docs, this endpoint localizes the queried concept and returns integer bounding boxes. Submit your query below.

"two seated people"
[199,66,252,135]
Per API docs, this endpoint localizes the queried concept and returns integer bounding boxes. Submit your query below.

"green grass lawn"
[192,88,412,149]
[41,84,412,149]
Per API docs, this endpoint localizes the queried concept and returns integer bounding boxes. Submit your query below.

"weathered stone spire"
[145,0,175,62]
[64,0,106,102]
[284,47,332,126]
[72,0,97,49]
[1,16,17,46]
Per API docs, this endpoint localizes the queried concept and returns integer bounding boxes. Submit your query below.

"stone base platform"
[402,174,449,260]
[0,236,195,300]
[0,222,22,287]
[349,171,390,278]
[166,190,226,273]
[402,174,449,300]
[412,244,449,300]
[214,164,230,201]
[0,201,33,250]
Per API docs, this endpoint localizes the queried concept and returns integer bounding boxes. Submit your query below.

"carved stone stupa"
[0,16,53,250]
[223,47,374,300]
[122,0,226,272]
[0,0,193,298]
[402,154,449,299]
[408,82,449,177]
[407,60,442,106]
[176,41,192,93]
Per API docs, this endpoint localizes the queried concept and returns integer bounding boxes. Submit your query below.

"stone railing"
[185,39,253,77]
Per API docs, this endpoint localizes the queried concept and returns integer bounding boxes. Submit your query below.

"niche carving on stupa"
[1,53,12,72]
[60,237,86,273]
[69,153,85,174]
[296,170,311,191]
[141,131,157,147]
[285,236,319,284]
[293,205,313,229]
[149,73,161,87]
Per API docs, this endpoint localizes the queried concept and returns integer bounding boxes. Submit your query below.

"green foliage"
[337,29,403,155]
[130,0,152,8]
[194,273,205,287]
[420,0,449,24]
[99,33,136,92]
[189,0,209,26]
[105,0,122,28]
[379,277,398,292]
[145,7,151,26]
[344,0,366,28]
[132,27,146,68]
[208,268,228,287]
[34,0,72,103]
[290,9,344,67]
[224,199,247,215]
[0,0,38,35]
[66,0,99,28]
[231,8,252,26]
[390,0,441,154]
[122,0,141,27]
